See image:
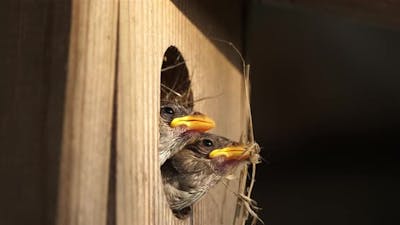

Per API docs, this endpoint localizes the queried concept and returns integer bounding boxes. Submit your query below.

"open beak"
[209,146,249,160]
[170,114,216,132]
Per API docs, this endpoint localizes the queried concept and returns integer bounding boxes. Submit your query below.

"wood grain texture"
[0,0,70,225]
[57,0,118,225]
[117,1,246,224]
[1,0,246,224]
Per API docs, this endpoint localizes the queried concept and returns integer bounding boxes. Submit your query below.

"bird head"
[169,133,250,176]
[160,102,215,132]
[159,101,216,165]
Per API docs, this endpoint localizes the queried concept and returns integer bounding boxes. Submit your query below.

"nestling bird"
[161,133,250,219]
[159,101,216,165]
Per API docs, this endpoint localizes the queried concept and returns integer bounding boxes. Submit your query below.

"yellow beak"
[209,146,249,160]
[170,114,216,132]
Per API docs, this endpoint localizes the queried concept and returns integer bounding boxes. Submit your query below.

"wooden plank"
[43,1,72,225]
[117,1,245,224]
[56,0,118,225]
[0,1,70,225]
[0,1,48,224]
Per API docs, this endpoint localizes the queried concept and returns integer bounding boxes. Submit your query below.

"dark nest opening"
[160,46,193,108]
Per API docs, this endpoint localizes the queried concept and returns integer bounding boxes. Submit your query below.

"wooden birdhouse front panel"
[117,1,245,225]
[0,0,246,225]
[0,0,245,224]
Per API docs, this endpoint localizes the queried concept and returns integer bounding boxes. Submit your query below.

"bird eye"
[162,107,174,115]
[202,139,214,147]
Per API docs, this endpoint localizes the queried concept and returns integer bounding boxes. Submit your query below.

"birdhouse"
[5,0,400,224]
[1,1,248,225]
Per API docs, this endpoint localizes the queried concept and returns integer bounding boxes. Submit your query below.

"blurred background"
[247,1,400,225]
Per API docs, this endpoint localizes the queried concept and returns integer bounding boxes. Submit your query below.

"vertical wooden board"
[57,1,118,225]
[0,1,70,225]
[189,52,246,225]
[117,1,245,224]
[0,1,49,224]
[43,1,72,225]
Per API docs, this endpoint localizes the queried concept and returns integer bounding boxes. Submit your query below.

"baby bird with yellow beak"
[161,133,250,219]
[159,101,215,165]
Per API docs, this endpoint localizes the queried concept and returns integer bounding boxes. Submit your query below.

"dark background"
[247,2,400,225]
